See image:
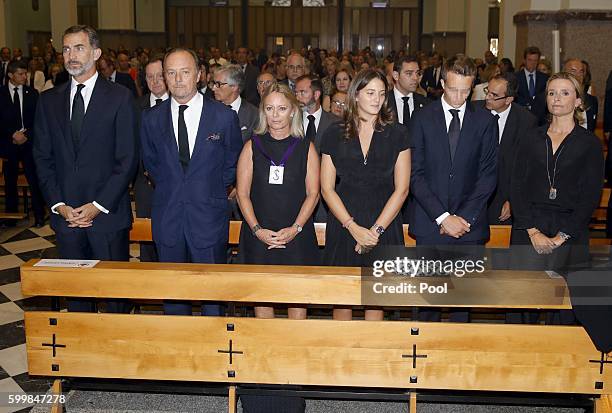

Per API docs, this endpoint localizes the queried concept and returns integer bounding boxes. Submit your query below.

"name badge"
[269,165,284,185]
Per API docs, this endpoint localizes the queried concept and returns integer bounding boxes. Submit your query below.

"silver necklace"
[545,138,565,200]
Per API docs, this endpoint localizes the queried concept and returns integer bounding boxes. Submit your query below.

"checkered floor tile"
[0,220,141,413]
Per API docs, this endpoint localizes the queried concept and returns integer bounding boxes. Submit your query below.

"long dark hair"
[343,68,394,140]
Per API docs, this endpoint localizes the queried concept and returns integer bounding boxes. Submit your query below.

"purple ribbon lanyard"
[253,136,299,167]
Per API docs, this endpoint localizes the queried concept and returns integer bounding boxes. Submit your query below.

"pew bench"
[20,261,612,412]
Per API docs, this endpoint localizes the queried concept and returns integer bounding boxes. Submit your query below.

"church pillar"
[50,0,77,49]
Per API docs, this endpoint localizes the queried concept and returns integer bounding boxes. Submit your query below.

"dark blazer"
[134,93,156,218]
[200,86,214,100]
[314,110,341,153]
[584,93,598,132]
[419,66,443,99]
[237,99,259,143]
[141,96,243,249]
[33,75,138,233]
[474,101,537,224]
[241,64,260,106]
[0,84,38,158]
[386,90,429,126]
[515,69,548,107]
[114,71,138,97]
[409,100,498,241]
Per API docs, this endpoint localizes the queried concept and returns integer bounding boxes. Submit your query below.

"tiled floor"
[0,219,141,413]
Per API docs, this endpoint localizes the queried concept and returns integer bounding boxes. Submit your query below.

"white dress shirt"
[393,88,414,124]
[109,70,116,82]
[491,104,511,143]
[229,95,242,114]
[302,105,322,134]
[436,97,468,225]
[149,92,169,107]
[53,71,110,215]
[171,91,203,157]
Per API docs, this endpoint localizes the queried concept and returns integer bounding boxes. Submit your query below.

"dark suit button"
[449,174,453,179]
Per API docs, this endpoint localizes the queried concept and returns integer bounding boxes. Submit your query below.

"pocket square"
[241,126,247,131]
[207,133,221,141]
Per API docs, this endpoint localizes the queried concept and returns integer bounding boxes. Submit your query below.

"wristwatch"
[558,231,571,241]
[251,224,262,236]
[293,223,303,233]
[372,224,385,235]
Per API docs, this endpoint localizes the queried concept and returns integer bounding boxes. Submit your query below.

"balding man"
[235,47,260,106]
[564,58,598,131]
[283,53,305,92]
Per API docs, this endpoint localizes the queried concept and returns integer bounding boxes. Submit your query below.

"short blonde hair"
[254,83,304,138]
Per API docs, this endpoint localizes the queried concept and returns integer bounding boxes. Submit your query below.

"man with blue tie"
[409,56,498,322]
[515,46,548,110]
[141,48,243,316]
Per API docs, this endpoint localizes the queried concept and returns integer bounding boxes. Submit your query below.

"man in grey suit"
[212,64,258,143]
[134,56,169,262]
[295,74,341,153]
[295,74,341,222]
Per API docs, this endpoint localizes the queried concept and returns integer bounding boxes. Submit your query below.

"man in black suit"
[212,64,258,143]
[198,60,214,100]
[33,25,138,313]
[295,74,340,223]
[388,55,429,126]
[420,52,443,99]
[410,56,498,322]
[0,60,46,227]
[480,73,537,226]
[97,55,138,97]
[134,57,169,262]
[564,58,598,131]
[235,47,260,106]
[0,47,10,87]
[515,46,548,109]
[387,55,430,224]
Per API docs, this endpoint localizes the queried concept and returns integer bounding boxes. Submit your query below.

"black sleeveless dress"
[320,122,411,267]
[239,133,320,266]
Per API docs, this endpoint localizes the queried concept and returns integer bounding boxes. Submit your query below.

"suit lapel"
[432,101,451,165]
[500,105,517,148]
[52,82,75,159]
[160,101,181,168]
[78,76,109,149]
[188,97,210,171]
[453,103,476,170]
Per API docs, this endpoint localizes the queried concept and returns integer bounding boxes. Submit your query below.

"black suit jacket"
[134,93,157,217]
[241,64,260,106]
[200,86,214,100]
[237,99,259,143]
[113,71,138,97]
[420,66,443,99]
[33,75,138,233]
[386,90,430,126]
[474,101,537,224]
[313,110,341,153]
[0,61,10,87]
[0,84,38,159]
[409,100,498,241]
[515,69,548,107]
[584,93,598,132]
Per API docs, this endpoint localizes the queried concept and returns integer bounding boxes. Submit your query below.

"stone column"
[465,0,489,60]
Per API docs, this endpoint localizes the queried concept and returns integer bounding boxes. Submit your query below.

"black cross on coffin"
[42,334,66,357]
[590,352,612,375]
[402,344,428,368]
[218,339,244,365]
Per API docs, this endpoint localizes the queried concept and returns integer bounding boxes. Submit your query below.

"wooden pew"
[20,261,612,412]
[591,188,611,230]
[129,218,512,248]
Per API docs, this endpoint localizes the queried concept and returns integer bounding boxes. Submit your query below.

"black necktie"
[13,87,23,130]
[1,62,5,86]
[401,96,411,125]
[178,105,190,172]
[306,114,316,142]
[448,109,460,163]
[71,84,85,150]
[155,98,162,106]
[493,113,501,143]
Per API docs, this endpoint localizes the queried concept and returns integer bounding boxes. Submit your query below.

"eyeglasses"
[332,100,346,107]
[484,87,507,101]
[210,80,229,88]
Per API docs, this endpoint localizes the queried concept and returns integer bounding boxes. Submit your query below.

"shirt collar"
[524,68,536,77]
[71,71,98,91]
[150,92,169,106]
[394,87,413,99]
[229,95,242,113]
[440,95,466,115]
[304,105,322,122]
[171,90,203,112]
[9,81,21,91]
[491,103,511,120]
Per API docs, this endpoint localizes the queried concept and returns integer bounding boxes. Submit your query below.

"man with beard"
[33,25,138,313]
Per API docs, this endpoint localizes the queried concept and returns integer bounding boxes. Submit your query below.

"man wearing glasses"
[256,72,275,99]
[482,73,536,225]
[283,53,305,92]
